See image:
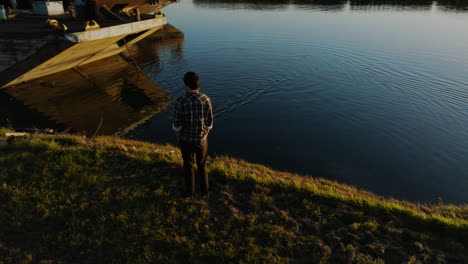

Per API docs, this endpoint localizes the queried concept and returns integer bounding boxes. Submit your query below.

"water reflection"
[437,0,468,11]
[194,0,291,10]
[193,0,468,11]
[129,24,184,67]
[294,0,347,11]
[350,0,432,6]
[0,27,185,136]
[349,2,432,11]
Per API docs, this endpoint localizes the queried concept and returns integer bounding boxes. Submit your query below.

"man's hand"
[202,128,211,140]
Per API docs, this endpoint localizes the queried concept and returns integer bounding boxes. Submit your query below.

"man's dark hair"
[184,72,200,90]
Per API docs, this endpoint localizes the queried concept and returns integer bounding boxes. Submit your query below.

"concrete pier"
[0,16,167,88]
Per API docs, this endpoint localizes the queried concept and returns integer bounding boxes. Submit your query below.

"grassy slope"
[0,131,466,264]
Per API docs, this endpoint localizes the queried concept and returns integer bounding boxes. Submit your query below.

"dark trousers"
[180,139,209,196]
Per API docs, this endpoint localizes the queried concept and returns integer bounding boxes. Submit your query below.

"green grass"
[0,132,466,263]
[0,128,12,141]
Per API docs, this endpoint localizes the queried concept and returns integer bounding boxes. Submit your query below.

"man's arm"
[204,98,213,134]
[173,99,183,140]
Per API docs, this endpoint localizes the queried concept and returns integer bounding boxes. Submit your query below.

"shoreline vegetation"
[0,128,466,263]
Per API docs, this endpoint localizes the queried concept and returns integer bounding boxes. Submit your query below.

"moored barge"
[0,0,175,88]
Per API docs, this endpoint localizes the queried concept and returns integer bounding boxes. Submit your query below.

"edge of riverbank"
[0,128,466,263]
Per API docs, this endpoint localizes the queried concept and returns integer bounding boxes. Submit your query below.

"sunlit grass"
[0,131,466,263]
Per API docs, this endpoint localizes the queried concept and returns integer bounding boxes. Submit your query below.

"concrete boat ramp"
[0,8,170,88]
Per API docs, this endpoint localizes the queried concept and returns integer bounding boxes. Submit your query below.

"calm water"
[2,0,468,203]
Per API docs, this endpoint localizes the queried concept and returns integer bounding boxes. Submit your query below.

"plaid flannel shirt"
[173,91,213,142]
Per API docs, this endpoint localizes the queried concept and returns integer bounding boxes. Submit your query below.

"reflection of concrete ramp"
[2,55,171,136]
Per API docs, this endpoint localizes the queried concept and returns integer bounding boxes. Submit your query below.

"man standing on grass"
[173,72,213,198]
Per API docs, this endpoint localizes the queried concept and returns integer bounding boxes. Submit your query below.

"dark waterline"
[1,0,467,204]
